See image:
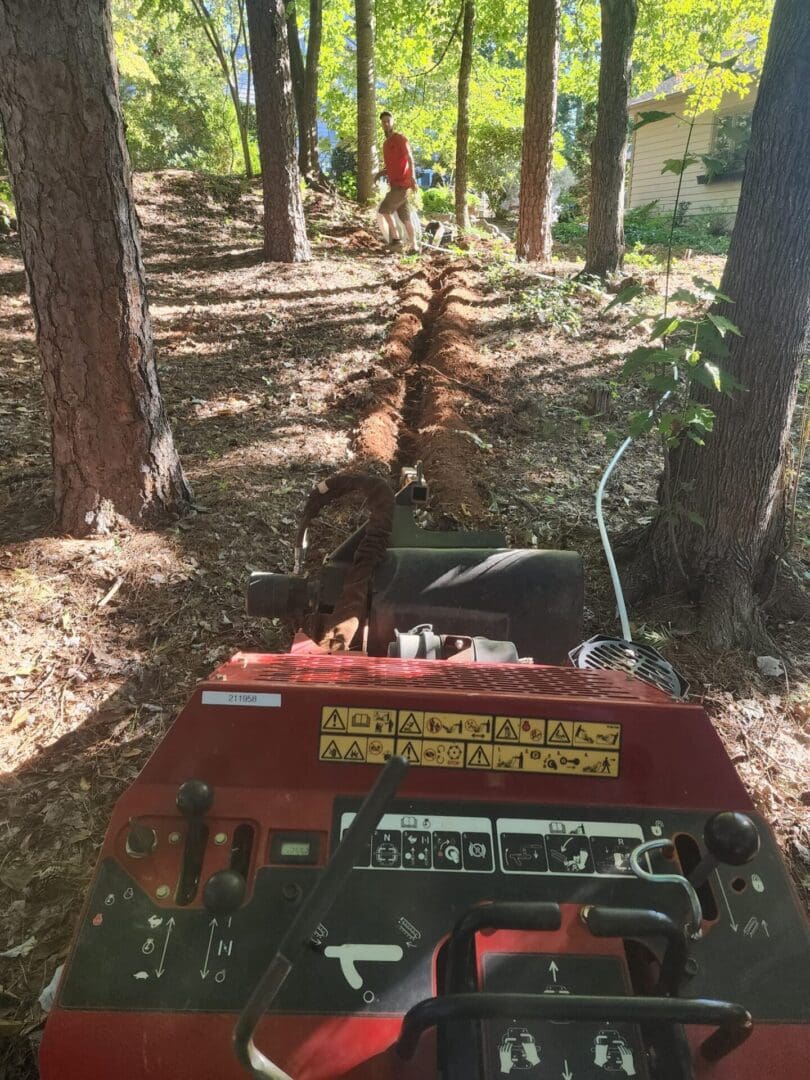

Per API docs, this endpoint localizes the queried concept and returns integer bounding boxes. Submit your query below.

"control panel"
[39,652,810,1080]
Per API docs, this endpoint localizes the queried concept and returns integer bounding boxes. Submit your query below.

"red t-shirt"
[383,133,412,188]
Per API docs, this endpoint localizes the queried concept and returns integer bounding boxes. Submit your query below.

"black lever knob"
[203,869,246,915]
[704,811,760,866]
[176,779,214,818]
[690,811,760,890]
[126,819,157,858]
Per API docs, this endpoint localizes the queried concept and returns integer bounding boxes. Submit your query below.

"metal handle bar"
[630,839,703,939]
[233,755,410,1078]
[397,992,752,1062]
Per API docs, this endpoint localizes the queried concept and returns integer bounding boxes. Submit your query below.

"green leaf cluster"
[605,273,745,448]
[113,0,248,172]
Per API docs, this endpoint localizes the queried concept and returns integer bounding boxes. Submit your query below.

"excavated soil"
[352,263,491,518]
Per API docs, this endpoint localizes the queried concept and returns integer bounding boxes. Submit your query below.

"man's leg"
[379,189,406,245]
[398,201,418,251]
[385,214,401,242]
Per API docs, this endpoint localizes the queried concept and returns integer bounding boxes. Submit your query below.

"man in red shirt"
[375,111,419,251]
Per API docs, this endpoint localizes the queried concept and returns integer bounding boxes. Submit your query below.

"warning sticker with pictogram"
[546,720,574,746]
[494,716,521,743]
[572,721,622,749]
[423,712,492,741]
[347,708,396,735]
[466,743,494,769]
[397,711,424,737]
[318,735,395,764]
[321,707,348,732]
[396,739,423,764]
[420,740,466,768]
[318,706,620,776]
[491,745,619,777]
[518,718,547,745]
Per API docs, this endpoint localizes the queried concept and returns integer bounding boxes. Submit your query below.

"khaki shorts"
[379,185,411,222]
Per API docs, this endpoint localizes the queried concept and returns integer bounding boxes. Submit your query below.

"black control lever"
[176,779,213,906]
[689,811,760,890]
[233,755,409,1079]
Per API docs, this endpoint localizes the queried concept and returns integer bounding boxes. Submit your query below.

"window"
[702,112,752,182]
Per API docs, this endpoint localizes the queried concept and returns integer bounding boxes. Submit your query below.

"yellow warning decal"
[492,745,620,777]
[318,708,620,776]
[321,707,348,732]
[494,716,521,742]
[346,708,396,736]
[319,734,395,764]
[571,721,622,749]
[423,712,492,741]
[397,711,425,737]
[395,738,423,764]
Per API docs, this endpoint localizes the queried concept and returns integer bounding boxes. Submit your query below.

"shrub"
[421,187,455,214]
[468,121,523,209]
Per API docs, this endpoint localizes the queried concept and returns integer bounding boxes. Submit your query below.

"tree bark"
[637,0,810,649]
[286,0,306,129]
[286,0,323,182]
[302,0,323,179]
[584,0,637,278]
[455,1,475,230]
[0,0,191,536]
[516,0,560,264]
[355,0,376,203]
[246,0,311,262]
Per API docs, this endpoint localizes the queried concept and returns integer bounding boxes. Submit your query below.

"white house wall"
[627,87,757,217]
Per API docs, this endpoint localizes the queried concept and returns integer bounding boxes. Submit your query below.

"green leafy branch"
[603,276,745,449]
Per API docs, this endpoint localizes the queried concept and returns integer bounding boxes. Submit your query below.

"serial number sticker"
[318,708,621,777]
[202,691,281,708]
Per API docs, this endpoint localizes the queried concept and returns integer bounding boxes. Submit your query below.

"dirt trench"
[353,261,489,519]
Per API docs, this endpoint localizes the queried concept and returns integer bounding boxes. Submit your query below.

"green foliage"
[329,144,358,198]
[468,121,523,209]
[562,0,771,112]
[113,0,242,172]
[320,0,527,177]
[514,279,594,337]
[421,186,455,214]
[604,274,745,448]
[622,203,731,254]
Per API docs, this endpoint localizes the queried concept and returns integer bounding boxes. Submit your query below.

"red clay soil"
[353,272,432,468]
[352,262,492,521]
[413,267,490,520]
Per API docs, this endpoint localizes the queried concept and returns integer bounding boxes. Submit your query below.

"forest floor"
[0,172,808,1076]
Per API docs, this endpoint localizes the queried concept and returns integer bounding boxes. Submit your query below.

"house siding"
[627,87,757,217]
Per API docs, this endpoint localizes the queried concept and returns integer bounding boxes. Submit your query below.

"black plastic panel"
[59,799,810,1023]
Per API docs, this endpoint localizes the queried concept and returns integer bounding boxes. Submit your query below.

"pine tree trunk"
[246,0,311,262]
[0,0,191,536]
[638,0,810,649]
[355,0,376,203]
[516,0,560,264]
[584,0,637,278]
[302,0,323,179]
[285,0,308,173]
[455,1,475,230]
[287,0,322,181]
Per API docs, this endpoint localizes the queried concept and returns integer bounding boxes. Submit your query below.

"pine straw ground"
[0,173,808,1075]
